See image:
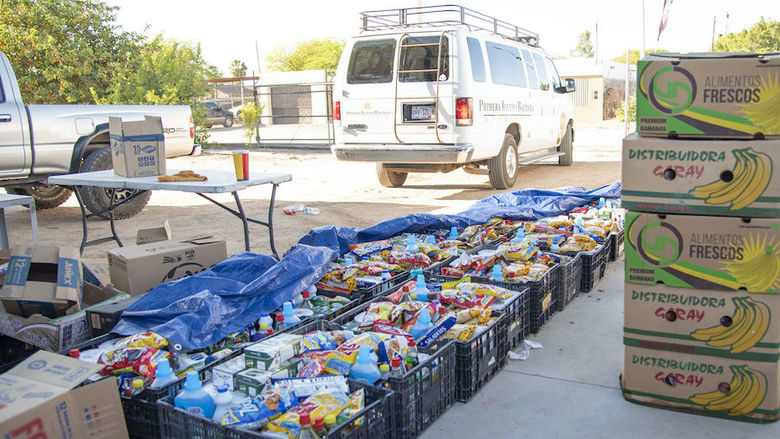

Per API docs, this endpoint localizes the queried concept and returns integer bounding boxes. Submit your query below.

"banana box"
[637,52,780,138]
[621,133,780,217]
[625,212,779,293]
[621,345,779,422]
[624,283,780,363]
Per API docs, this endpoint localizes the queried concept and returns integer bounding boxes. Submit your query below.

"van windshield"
[347,39,396,84]
[399,36,449,82]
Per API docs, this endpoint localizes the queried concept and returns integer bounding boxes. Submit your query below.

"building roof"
[556,57,635,81]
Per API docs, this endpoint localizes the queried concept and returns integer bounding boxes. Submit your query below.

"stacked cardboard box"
[621,53,780,423]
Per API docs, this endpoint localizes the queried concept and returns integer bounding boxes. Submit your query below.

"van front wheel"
[488,134,518,190]
[376,164,408,188]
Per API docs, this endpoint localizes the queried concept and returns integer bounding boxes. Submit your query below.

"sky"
[107,0,779,75]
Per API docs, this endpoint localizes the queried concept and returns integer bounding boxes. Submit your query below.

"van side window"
[347,39,396,84]
[544,57,562,89]
[399,36,449,82]
[520,50,538,89]
[532,53,549,90]
[466,37,486,82]
[485,42,527,88]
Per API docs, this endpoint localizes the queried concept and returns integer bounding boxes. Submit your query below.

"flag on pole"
[657,0,673,40]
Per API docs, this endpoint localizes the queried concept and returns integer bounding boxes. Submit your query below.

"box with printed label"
[621,345,779,422]
[0,351,129,438]
[234,361,301,397]
[622,133,780,217]
[109,116,166,178]
[624,212,779,293]
[244,333,302,371]
[212,354,246,390]
[637,52,780,138]
[107,237,227,295]
[624,283,780,362]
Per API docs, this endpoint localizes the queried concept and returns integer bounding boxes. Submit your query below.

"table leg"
[28,200,39,245]
[0,208,8,249]
[232,192,251,253]
[268,184,279,260]
[74,187,90,254]
[107,189,123,248]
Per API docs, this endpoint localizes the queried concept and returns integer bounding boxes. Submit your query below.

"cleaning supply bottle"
[390,355,404,377]
[297,413,317,439]
[149,358,177,390]
[258,312,273,329]
[490,265,503,282]
[300,290,314,310]
[283,301,301,326]
[511,227,525,243]
[275,313,287,332]
[253,323,269,341]
[410,274,431,301]
[448,226,459,240]
[174,371,215,419]
[348,345,382,384]
[212,385,233,423]
[379,363,390,379]
[408,267,423,280]
[409,308,433,341]
[313,416,327,437]
[405,234,418,253]
[425,235,436,246]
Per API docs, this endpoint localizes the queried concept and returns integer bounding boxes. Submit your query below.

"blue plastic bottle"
[410,274,431,301]
[511,228,525,243]
[174,371,215,419]
[408,267,423,280]
[448,226,459,240]
[149,358,176,391]
[409,308,433,341]
[490,265,503,281]
[425,235,436,246]
[282,302,301,325]
[348,346,382,384]
[405,235,418,253]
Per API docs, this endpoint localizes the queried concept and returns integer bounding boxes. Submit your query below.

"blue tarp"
[113,183,620,349]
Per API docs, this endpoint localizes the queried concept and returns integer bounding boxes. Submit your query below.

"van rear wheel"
[488,134,518,190]
[376,164,408,188]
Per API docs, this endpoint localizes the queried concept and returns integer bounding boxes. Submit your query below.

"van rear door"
[339,34,454,145]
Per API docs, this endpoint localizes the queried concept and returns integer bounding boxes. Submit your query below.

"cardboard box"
[0,351,129,438]
[109,115,166,178]
[0,246,82,319]
[234,361,302,397]
[244,333,302,371]
[621,133,780,217]
[212,354,246,390]
[621,345,779,422]
[624,283,780,362]
[136,220,172,245]
[86,293,141,337]
[637,52,780,138]
[0,249,10,287]
[0,282,129,351]
[107,237,227,295]
[624,212,779,293]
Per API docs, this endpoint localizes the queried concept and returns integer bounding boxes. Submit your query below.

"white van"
[331,5,576,189]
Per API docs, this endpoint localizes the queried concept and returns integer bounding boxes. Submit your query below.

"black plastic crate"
[553,253,582,312]
[0,335,39,373]
[316,270,410,301]
[495,283,530,355]
[576,243,608,293]
[332,302,456,439]
[270,293,363,334]
[609,230,625,262]
[157,379,393,439]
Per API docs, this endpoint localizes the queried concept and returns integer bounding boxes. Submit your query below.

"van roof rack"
[360,4,539,47]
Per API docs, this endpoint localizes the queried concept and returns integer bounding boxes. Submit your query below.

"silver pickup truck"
[0,51,197,218]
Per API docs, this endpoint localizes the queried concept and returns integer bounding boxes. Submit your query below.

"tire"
[558,123,574,166]
[9,185,72,209]
[376,163,408,188]
[488,134,519,190]
[223,117,234,128]
[78,147,151,219]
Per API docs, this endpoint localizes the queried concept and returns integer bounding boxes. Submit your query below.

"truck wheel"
[558,124,574,166]
[488,134,519,190]
[78,147,151,220]
[376,164,408,188]
[10,186,72,209]
[223,117,234,128]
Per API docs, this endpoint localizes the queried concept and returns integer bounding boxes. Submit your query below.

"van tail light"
[189,116,195,138]
[334,101,341,122]
[456,98,473,126]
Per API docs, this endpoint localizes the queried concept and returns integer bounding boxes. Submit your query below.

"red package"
[98,347,170,378]
[440,267,465,278]
[373,323,416,346]
[400,279,417,293]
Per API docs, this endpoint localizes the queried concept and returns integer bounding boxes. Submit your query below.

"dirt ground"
[4,121,624,280]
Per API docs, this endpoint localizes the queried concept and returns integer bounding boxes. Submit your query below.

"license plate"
[410,105,434,121]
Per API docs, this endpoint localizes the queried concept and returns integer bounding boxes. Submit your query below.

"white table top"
[48,169,292,194]
[0,193,35,208]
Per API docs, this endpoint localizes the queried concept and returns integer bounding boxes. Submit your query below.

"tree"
[570,31,594,58]
[0,0,139,104]
[714,18,780,52]
[266,38,344,72]
[612,49,669,65]
[230,59,248,78]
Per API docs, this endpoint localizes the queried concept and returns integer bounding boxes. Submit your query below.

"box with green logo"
[244,333,302,371]
[624,212,779,293]
[637,53,780,138]
[621,345,779,422]
[622,133,780,217]
[623,283,780,363]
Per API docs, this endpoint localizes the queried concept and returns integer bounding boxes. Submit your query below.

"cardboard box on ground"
[0,351,129,439]
[109,115,166,178]
[107,235,227,295]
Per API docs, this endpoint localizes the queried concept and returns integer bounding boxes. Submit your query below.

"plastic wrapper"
[271,375,349,399]
[98,347,170,378]
[268,391,351,437]
[442,324,477,341]
[115,331,168,349]
[387,250,432,268]
[323,333,383,375]
[222,386,298,428]
[301,332,338,353]
[376,335,412,364]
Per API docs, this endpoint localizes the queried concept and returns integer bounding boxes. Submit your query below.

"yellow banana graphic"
[740,72,780,133]
[726,244,780,292]
[690,298,744,341]
[690,296,771,353]
[689,148,773,210]
[730,298,771,354]
[707,298,755,348]
[690,366,767,416]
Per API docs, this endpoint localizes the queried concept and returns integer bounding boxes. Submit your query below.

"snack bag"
[323,333,382,375]
[269,391,350,437]
[98,347,170,378]
[115,331,168,349]
[442,324,477,341]
[222,386,298,428]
